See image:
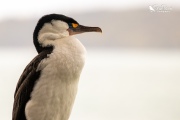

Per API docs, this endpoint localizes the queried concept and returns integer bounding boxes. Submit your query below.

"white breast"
[25,36,86,120]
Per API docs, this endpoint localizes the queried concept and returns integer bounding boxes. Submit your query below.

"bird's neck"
[52,36,86,55]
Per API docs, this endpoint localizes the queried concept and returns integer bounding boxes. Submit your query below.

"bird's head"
[33,14,102,53]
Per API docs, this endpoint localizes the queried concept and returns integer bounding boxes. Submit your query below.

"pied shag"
[12,14,102,120]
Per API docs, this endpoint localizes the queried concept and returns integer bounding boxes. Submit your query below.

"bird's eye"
[69,23,78,28]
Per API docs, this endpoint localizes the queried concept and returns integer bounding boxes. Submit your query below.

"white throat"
[38,20,70,47]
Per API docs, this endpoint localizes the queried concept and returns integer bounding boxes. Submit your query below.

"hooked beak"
[68,25,102,35]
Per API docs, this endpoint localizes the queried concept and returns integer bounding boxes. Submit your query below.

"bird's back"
[13,47,53,120]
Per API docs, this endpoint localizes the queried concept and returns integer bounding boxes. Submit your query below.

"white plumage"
[25,35,86,120]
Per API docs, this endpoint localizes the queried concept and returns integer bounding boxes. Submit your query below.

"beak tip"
[97,27,102,33]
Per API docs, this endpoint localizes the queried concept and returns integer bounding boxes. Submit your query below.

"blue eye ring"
[68,23,73,28]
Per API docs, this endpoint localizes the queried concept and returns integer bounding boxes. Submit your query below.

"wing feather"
[12,48,52,120]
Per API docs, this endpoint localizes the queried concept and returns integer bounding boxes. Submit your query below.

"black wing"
[12,48,53,120]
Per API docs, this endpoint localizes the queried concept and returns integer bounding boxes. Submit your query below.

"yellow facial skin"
[72,23,78,28]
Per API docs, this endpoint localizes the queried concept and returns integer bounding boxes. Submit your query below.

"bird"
[12,14,102,120]
[149,5,156,12]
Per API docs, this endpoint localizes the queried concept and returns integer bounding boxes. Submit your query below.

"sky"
[0,0,180,20]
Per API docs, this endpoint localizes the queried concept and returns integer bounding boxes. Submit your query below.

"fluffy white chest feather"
[25,36,86,120]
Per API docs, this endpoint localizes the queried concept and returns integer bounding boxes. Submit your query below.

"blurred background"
[0,0,180,120]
